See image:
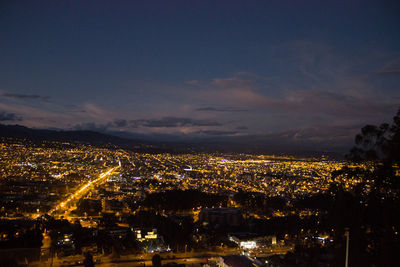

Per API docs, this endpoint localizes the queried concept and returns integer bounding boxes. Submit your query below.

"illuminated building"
[133,228,170,253]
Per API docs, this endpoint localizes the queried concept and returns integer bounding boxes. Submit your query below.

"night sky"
[1,1,399,150]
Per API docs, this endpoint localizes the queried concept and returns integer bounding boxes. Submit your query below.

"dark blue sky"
[1,0,399,149]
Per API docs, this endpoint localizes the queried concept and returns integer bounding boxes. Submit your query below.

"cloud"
[1,93,51,102]
[282,89,397,120]
[72,117,223,132]
[196,130,238,136]
[69,103,122,124]
[0,111,21,121]
[377,57,400,76]
[186,80,204,86]
[186,42,396,118]
[130,117,222,128]
[73,119,128,131]
[189,76,271,107]
[211,77,257,90]
[275,125,360,143]
[236,126,248,130]
[377,70,400,75]
[112,119,128,127]
[0,101,75,128]
[81,103,111,118]
[73,122,108,132]
[195,107,249,112]
[190,71,397,124]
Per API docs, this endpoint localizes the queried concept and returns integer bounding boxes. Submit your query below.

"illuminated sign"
[240,241,257,249]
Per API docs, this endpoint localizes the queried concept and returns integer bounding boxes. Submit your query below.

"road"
[35,246,293,267]
[48,166,119,218]
[41,253,221,267]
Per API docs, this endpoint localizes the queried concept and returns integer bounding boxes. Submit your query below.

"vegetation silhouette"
[264,108,400,266]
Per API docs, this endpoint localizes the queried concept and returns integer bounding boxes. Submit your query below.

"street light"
[344,228,349,267]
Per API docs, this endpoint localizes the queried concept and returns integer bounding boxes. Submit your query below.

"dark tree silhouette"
[283,109,400,266]
[348,108,400,190]
[343,108,400,266]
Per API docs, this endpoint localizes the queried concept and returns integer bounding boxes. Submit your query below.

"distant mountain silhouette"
[0,124,126,143]
[0,124,166,152]
[0,124,347,157]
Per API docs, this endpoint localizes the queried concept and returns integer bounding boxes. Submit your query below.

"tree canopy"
[349,109,400,165]
[348,108,400,190]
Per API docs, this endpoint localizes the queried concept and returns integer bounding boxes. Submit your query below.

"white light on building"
[240,241,256,249]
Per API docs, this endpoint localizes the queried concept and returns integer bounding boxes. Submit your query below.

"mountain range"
[0,124,351,157]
